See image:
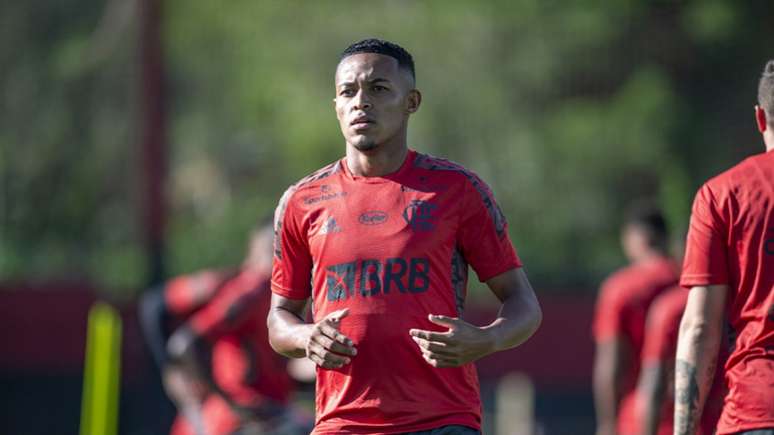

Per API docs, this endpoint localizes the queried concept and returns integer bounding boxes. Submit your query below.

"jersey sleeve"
[457,173,522,282]
[641,294,681,363]
[186,274,267,341]
[271,187,313,299]
[680,184,729,288]
[592,277,629,342]
[163,270,224,317]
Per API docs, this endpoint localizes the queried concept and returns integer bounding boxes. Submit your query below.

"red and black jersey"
[272,150,521,434]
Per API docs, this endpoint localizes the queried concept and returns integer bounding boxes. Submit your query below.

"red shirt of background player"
[639,286,726,435]
[592,256,679,434]
[681,150,774,434]
[272,150,521,434]
[165,269,291,435]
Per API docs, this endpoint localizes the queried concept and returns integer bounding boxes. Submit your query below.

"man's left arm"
[673,285,727,435]
[636,362,666,435]
[409,267,542,367]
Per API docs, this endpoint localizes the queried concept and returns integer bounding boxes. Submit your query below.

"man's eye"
[340,89,355,97]
[373,86,387,92]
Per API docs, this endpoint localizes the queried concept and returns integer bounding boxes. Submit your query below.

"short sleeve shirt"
[592,256,679,434]
[165,270,228,317]
[681,150,774,434]
[640,287,725,435]
[272,150,521,434]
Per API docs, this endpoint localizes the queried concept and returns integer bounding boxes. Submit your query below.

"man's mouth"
[350,116,374,127]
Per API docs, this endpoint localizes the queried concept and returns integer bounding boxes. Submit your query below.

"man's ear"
[407,89,422,114]
[755,105,767,133]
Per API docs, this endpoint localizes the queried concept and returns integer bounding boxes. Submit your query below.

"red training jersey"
[169,395,243,435]
[681,149,774,434]
[165,269,292,410]
[592,255,679,435]
[272,150,521,434]
[639,286,725,435]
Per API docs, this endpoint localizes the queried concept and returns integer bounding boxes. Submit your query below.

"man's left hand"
[409,315,495,368]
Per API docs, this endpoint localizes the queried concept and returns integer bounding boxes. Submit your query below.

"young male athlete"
[139,224,301,435]
[634,285,724,435]
[267,38,543,434]
[592,205,680,435]
[675,60,774,435]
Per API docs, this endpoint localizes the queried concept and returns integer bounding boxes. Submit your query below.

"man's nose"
[352,89,372,110]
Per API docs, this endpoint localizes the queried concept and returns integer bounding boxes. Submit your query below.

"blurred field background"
[1,1,773,434]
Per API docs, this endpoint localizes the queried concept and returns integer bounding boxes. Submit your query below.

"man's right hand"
[305,308,357,369]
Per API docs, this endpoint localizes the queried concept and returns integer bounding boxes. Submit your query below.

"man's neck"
[764,130,774,152]
[345,142,409,177]
[631,248,666,265]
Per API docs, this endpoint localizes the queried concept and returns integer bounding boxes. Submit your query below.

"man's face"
[244,226,274,272]
[621,223,648,262]
[334,53,418,151]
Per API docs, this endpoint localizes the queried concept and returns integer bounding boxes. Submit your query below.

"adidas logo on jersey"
[320,217,342,235]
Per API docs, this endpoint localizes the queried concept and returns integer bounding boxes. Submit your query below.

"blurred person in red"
[267,38,542,434]
[674,60,774,435]
[634,284,725,435]
[593,204,680,435]
[139,220,308,435]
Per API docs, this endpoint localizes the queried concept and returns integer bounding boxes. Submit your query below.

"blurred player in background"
[139,221,309,435]
[267,38,542,434]
[593,204,680,435]
[674,60,774,435]
[634,284,725,435]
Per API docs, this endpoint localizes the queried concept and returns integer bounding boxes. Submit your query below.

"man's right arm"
[269,187,357,368]
[674,285,726,435]
[267,293,357,368]
[593,336,630,435]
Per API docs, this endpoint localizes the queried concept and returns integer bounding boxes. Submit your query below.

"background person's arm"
[635,363,665,435]
[138,285,209,408]
[165,326,213,403]
[138,274,225,406]
[593,336,630,435]
[635,292,681,435]
[674,285,726,435]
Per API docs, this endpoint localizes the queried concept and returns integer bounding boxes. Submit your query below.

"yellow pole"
[80,302,122,435]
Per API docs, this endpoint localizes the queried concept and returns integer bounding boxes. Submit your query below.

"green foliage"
[2,1,772,294]
[0,0,141,290]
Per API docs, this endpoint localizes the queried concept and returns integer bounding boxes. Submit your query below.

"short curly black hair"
[340,38,415,80]
[758,60,774,127]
